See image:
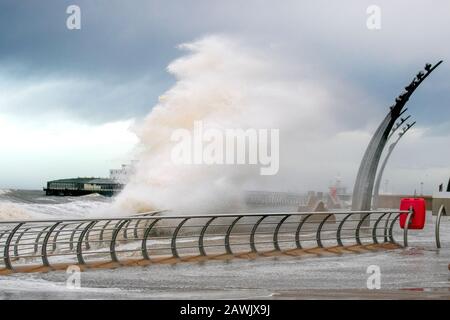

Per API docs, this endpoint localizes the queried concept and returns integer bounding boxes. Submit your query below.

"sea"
[0,189,113,221]
[0,188,449,299]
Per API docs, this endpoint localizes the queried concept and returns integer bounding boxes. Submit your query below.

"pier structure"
[44,177,123,197]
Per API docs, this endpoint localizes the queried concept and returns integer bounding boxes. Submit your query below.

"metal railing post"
[122,220,132,239]
[356,213,371,245]
[199,217,217,256]
[372,212,389,244]
[3,223,24,270]
[388,214,401,243]
[403,207,414,247]
[250,216,267,253]
[273,215,291,251]
[110,220,129,263]
[171,218,189,259]
[99,220,112,241]
[316,214,333,248]
[295,214,311,249]
[34,225,50,254]
[383,213,393,242]
[85,221,99,250]
[52,224,68,251]
[225,216,242,255]
[435,204,446,248]
[337,213,353,246]
[42,222,62,267]
[141,218,160,260]
[70,222,85,250]
[76,221,97,265]
[133,219,142,239]
[14,227,30,257]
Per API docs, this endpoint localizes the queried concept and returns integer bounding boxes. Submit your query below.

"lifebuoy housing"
[399,198,426,230]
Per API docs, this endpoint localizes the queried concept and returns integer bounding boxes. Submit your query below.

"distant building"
[109,160,138,184]
[432,177,450,216]
[245,191,307,206]
[329,176,351,203]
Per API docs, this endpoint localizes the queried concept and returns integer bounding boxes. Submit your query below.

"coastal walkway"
[0,209,413,274]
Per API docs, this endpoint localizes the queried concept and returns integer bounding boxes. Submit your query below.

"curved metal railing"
[0,209,409,272]
[435,204,447,248]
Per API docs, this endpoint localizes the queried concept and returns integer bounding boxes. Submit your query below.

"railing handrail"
[435,204,447,248]
[0,210,407,225]
[0,208,408,273]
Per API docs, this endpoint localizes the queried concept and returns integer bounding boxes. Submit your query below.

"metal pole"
[110,220,129,263]
[403,207,414,247]
[316,214,333,248]
[42,222,62,267]
[225,217,242,255]
[141,218,160,260]
[3,223,24,270]
[250,216,267,253]
[295,214,312,249]
[171,218,189,259]
[435,204,446,248]
[372,212,389,244]
[373,122,416,209]
[273,215,291,251]
[199,217,218,256]
[76,221,97,265]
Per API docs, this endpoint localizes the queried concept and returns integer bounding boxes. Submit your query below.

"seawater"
[0,189,113,220]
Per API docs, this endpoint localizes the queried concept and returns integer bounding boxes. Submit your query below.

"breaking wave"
[0,190,113,220]
[0,189,12,196]
[0,202,31,220]
[113,35,367,215]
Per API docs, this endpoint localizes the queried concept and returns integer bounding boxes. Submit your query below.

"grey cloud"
[0,0,449,125]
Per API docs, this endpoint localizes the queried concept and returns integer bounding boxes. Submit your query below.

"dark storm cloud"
[0,0,183,121]
[0,0,449,124]
[0,1,174,76]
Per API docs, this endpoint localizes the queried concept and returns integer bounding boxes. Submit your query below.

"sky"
[0,0,449,193]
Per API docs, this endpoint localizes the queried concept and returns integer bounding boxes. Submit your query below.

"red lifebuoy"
[399,198,426,230]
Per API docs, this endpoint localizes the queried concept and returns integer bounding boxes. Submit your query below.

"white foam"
[0,189,11,196]
[113,35,370,216]
[0,202,31,220]
[0,275,125,294]
[18,200,113,219]
[0,195,113,220]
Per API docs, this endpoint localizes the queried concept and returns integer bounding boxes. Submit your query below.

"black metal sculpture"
[352,61,443,211]
[372,120,416,209]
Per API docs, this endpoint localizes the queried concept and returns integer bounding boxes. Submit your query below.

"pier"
[44,178,123,197]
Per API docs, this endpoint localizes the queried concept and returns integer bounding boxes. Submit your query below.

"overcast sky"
[0,0,449,192]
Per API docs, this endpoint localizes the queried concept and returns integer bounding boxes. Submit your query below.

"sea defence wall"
[377,194,433,210]
[432,192,450,216]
